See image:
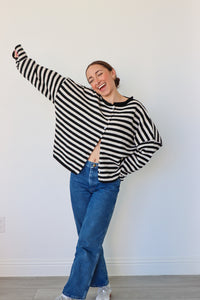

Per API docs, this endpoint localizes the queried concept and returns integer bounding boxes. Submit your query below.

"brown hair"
[86,60,120,88]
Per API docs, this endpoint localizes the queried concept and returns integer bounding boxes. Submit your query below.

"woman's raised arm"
[12,44,65,103]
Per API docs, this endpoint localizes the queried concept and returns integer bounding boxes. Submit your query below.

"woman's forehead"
[87,64,105,72]
[86,64,107,77]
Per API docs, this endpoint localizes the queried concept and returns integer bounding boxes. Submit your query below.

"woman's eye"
[97,72,103,76]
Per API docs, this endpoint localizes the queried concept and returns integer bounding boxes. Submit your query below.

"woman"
[12,45,162,300]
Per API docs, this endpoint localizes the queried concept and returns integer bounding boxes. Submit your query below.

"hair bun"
[115,77,120,88]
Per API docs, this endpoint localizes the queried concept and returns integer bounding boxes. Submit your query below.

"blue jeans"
[62,161,121,299]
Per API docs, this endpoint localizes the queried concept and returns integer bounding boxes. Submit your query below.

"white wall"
[0,0,200,276]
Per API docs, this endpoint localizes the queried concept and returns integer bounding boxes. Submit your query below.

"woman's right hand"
[12,49,19,60]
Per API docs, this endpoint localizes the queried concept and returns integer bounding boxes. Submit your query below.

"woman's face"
[86,64,116,98]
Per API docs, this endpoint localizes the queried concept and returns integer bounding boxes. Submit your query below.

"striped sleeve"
[120,103,162,179]
[13,44,64,102]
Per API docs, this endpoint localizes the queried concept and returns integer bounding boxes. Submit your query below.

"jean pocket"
[104,178,121,192]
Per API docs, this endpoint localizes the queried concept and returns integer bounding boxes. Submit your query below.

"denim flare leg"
[62,161,121,300]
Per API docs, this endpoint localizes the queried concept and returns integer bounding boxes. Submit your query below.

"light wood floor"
[0,276,200,300]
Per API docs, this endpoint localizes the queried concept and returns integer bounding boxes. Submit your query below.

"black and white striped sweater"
[13,44,162,182]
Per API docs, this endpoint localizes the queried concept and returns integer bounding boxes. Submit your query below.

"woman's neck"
[103,90,127,104]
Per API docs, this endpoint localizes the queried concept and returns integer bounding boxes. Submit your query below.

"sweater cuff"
[12,44,28,63]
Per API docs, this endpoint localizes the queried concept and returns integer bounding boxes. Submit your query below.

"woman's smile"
[98,83,106,89]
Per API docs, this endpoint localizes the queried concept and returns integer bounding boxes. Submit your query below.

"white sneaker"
[55,294,72,300]
[96,284,112,300]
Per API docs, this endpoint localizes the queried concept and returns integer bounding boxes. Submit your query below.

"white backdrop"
[0,0,200,276]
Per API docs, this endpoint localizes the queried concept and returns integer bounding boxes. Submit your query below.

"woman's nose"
[95,77,100,85]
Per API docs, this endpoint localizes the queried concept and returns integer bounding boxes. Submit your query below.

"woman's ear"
[111,69,116,80]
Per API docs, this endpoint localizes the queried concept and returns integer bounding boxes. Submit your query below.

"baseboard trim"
[0,257,200,277]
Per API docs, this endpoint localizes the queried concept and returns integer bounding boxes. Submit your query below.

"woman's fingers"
[12,50,18,59]
[14,50,18,58]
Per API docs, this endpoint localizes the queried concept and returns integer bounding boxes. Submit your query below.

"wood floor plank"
[0,276,200,300]
[0,288,36,300]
